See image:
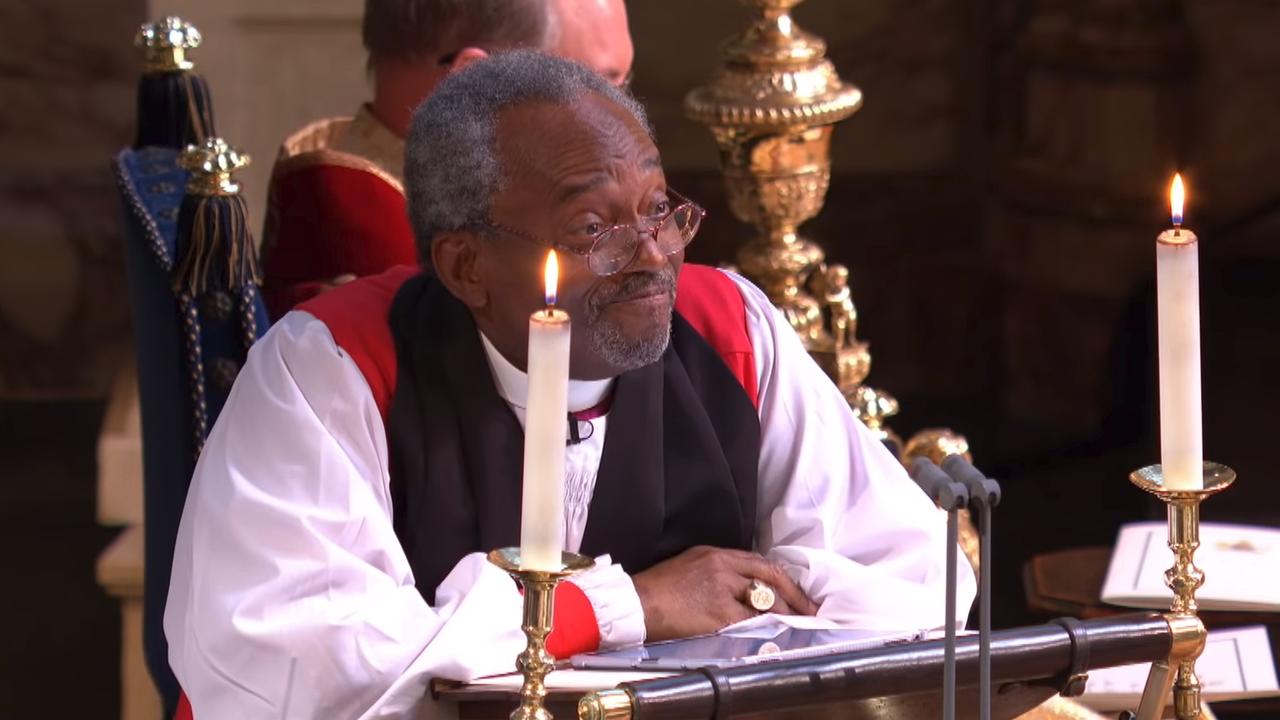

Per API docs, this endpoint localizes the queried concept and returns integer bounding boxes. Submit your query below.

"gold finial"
[578,690,634,720]
[180,137,250,196]
[135,16,202,73]
[685,0,861,131]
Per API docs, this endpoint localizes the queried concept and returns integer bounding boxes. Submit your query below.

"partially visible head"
[363,0,552,136]
[406,50,685,381]
[364,1,634,136]
[362,0,550,67]
[546,0,634,87]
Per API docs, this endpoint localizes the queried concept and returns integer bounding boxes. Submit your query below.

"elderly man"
[167,51,974,719]
[259,0,633,318]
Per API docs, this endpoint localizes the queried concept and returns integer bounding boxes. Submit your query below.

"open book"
[1101,521,1280,611]
[1077,626,1279,711]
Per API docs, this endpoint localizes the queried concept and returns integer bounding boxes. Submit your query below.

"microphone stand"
[910,458,969,720]
[942,454,1002,720]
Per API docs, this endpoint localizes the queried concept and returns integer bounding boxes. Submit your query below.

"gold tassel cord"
[173,137,259,296]
[172,193,262,297]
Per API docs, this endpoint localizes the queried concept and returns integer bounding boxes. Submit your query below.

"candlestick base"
[488,548,595,720]
[1127,463,1235,720]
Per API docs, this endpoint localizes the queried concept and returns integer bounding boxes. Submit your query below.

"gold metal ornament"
[180,137,251,196]
[746,579,776,612]
[489,548,595,720]
[577,688,634,720]
[1128,463,1235,720]
[684,0,860,365]
[684,0,966,461]
[135,16,202,73]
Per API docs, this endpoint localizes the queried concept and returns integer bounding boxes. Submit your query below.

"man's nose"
[626,232,667,273]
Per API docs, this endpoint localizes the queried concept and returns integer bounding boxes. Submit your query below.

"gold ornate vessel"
[685,0,962,456]
[684,0,860,364]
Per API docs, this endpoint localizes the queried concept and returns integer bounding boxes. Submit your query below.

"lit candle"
[1156,174,1203,490]
[520,250,571,570]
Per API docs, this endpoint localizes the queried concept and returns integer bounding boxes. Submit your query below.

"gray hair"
[403,49,652,264]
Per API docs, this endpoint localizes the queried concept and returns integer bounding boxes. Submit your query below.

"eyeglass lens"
[588,204,701,275]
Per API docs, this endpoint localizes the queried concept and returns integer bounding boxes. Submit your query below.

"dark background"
[2,0,1278,715]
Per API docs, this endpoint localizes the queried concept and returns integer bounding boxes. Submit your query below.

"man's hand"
[631,546,819,642]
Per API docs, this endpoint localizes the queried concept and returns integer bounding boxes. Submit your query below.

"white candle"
[520,250,571,570]
[1156,174,1203,490]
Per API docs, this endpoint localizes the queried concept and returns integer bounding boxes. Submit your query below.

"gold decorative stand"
[488,549,595,720]
[1127,463,1236,720]
[683,0,967,460]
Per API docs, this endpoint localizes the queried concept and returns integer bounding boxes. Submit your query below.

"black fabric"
[134,71,215,150]
[385,272,760,603]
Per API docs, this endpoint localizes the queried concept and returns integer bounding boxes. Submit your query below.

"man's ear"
[446,46,489,74]
[431,231,489,309]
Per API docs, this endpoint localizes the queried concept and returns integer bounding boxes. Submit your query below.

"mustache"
[595,268,677,303]
[586,267,678,313]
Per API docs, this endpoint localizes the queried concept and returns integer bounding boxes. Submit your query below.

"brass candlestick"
[1128,463,1236,720]
[488,548,595,720]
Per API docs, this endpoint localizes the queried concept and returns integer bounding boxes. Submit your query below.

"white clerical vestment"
[165,270,976,719]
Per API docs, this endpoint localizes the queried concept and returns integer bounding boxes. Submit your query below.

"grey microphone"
[941,454,1002,720]
[909,457,969,720]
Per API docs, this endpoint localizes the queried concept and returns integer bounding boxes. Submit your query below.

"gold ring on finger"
[746,579,776,613]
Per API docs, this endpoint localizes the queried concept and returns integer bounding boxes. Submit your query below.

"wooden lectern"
[437,613,1178,720]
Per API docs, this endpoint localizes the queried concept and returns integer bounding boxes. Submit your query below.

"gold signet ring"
[746,579,776,612]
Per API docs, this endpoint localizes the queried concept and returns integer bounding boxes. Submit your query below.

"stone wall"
[984,0,1280,449]
[1186,1,1280,233]
[0,0,142,397]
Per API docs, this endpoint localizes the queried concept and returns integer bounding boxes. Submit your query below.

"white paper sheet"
[1102,522,1280,611]
[1078,625,1279,711]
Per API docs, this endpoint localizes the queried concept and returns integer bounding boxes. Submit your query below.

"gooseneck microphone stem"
[909,458,968,720]
[942,454,1001,720]
[976,497,992,720]
[944,501,959,720]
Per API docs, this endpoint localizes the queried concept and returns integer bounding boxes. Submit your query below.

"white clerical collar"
[479,332,613,413]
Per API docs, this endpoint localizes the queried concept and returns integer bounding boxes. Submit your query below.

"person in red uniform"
[259,0,634,318]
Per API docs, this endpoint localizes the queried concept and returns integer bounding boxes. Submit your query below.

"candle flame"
[544,249,558,307]
[1170,173,1185,226]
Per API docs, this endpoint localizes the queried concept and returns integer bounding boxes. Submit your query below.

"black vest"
[385,274,761,603]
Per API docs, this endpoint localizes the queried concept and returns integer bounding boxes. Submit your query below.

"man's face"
[477,93,680,381]
[548,0,634,87]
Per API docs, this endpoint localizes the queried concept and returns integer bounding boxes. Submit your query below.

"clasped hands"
[631,545,819,642]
